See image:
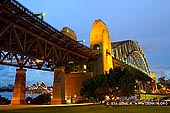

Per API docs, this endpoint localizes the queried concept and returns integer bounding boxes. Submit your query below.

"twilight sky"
[0,0,170,86]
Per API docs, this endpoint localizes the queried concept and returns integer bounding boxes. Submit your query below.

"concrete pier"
[11,69,26,105]
[51,66,65,104]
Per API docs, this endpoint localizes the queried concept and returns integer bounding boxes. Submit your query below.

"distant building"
[1,86,7,89]
[158,77,170,89]
[7,84,14,89]
[0,84,14,92]
[27,81,51,94]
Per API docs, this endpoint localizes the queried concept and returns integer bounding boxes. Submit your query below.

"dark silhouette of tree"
[117,68,137,97]
[80,67,137,102]
[94,74,108,102]
[80,77,96,99]
[0,95,10,105]
[26,93,51,105]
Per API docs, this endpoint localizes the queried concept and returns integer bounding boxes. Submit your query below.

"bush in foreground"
[26,93,51,105]
[0,95,10,105]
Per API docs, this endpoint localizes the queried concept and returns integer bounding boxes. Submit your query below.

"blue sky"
[1,0,170,86]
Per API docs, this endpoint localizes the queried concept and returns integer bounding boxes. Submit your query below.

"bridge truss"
[0,0,99,72]
[112,40,151,79]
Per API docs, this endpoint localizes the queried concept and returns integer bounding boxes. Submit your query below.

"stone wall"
[65,72,93,103]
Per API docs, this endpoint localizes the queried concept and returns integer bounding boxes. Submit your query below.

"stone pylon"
[11,69,26,105]
[51,66,66,104]
[90,19,113,75]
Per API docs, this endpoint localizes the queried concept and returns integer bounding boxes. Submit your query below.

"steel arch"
[111,40,150,76]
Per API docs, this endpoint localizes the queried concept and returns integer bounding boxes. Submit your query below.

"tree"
[80,74,107,102]
[117,68,137,97]
[0,95,10,105]
[27,93,51,105]
[80,78,96,99]
[94,74,108,102]
[80,67,137,102]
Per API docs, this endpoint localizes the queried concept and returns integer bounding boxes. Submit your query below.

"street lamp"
[78,40,85,44]
[35,12,45,20]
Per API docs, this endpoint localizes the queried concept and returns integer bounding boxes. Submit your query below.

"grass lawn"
[0,104,170,113]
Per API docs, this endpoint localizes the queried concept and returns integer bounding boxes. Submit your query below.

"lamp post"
[78,40,85,45]
[35,12,45,20]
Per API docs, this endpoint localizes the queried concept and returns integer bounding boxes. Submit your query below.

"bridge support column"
[51,66,66,104]
[151,72,157,93]
[11,69,26,105]
[151,80,157,93]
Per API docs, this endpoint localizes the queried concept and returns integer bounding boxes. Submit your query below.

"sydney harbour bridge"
[0,0,156,104]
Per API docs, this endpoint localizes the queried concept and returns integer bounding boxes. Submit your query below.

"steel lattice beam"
[112,40,151,78]
[0,0,99,72]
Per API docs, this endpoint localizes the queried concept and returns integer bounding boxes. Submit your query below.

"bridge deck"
[0,0,99,71]
[0,0,99,60]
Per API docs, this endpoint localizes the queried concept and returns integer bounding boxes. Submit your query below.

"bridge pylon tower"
[151,72,157,92]
[90,19,113,75]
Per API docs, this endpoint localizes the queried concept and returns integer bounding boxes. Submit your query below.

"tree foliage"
[26,93,51,105]
[80,67,137,101]
[0,95,10,105]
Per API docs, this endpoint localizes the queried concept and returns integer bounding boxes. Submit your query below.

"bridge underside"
[0,0,99,73]
[0,0,99,105]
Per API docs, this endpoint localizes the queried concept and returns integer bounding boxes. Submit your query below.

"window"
[93,44,100,51]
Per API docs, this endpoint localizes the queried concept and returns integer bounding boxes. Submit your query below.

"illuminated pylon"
[90,19,113,75]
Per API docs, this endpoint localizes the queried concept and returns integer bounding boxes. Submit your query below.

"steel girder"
[0,0,99,72]
[111,40,151,77]
[0,21,89,72]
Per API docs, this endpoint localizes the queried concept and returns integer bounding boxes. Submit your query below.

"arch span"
[111,40,151,77]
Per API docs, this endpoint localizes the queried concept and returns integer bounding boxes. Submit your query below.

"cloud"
[141,43,153,52]
[26,69,53,86]
[153,70,164,75]
[150,65,170,80]
[0,65,53,86]
[151,65,170,70]
[0,65,16,86]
